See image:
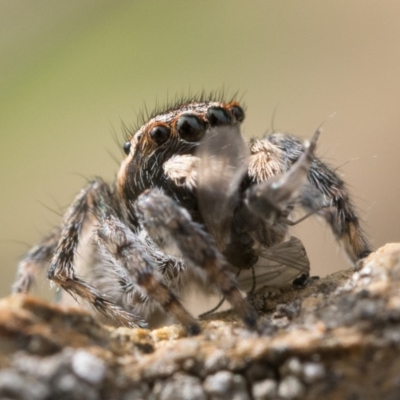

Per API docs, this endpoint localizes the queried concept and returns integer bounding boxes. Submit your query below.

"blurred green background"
[1,1,400,299]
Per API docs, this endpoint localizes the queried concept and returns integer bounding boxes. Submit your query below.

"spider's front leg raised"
[46,179,146,328]
[245,129,320,225]
[135,189,258,329]
[274,133,371,262]
[248,130,371,263]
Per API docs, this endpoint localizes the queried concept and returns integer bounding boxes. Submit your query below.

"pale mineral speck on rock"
[252,379,278,400]
[281,357,302,376]
[302,362,326,384]
[155,373,206,400]
[71,350,106,384]
[203,349,229,373]
[278,375,306,399]
[203,371,250,400]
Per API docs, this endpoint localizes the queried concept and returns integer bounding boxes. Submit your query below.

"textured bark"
[0,243,400,400]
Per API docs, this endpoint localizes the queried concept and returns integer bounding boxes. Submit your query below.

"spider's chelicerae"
[13,95,371,335]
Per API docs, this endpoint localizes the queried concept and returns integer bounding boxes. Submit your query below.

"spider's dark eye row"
[176,114,207,142]
[230,105,245,122]
[150,125,170,145]
[207,106,232,127]
[123,141,131,155]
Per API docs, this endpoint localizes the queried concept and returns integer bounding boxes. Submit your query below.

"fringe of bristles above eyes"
[121,90,244,140]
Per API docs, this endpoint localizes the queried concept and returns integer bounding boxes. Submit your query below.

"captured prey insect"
[13,94,371,334]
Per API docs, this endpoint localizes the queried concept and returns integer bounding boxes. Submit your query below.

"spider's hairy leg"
[263,132,371,263]
[96,216,201,335]
[135,189,258,329]
[303,160,372,262]
[47,179,146,328]
[13,227,61,293]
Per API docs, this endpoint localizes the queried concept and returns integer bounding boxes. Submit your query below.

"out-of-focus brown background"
[1,1,400,300]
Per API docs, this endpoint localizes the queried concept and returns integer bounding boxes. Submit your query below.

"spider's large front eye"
[123,141,131,155]
[149,125,170,145]
[207,106,232,127]
[176,114,206,142]
[229,105,245,122]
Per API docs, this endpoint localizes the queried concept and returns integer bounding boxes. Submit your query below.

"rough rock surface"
[1,244,400,399]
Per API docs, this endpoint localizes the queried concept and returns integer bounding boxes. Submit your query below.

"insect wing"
[237,236,310,292]
[196,124,249,249]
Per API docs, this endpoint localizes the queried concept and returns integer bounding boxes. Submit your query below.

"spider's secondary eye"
[149,125,170,145]
[230,105,245,123]
[207,106,232,127]
[176,114,207,142]
[123,141,131,155]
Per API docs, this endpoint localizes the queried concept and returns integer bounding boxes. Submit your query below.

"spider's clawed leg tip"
[243,310,258,330]
[186,323,202,336]
[359,249,372,259]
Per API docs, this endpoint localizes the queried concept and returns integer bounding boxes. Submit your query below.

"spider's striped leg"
[135,189,258,329]
[96,216,200,335]
[13,227,61,293]
[47,179,146,328]
[260,132,372,262]
[301,162,372,262]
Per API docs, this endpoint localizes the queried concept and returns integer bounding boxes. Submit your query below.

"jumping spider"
[13,94,371,335]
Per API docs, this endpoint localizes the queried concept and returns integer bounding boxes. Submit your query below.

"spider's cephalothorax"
[13,95,371,334]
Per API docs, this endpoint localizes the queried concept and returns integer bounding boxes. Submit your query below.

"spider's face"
[116,100,246,204]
